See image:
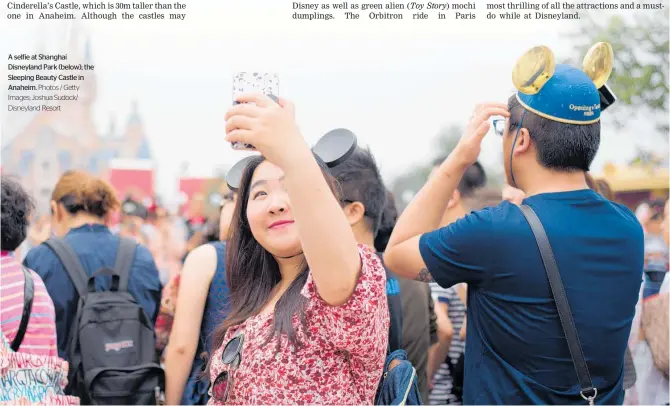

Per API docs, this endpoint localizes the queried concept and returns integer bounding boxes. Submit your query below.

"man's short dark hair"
[1,175,35,251]
[330,147,387,236]
[507,95,600,172]
[432,157,487,198]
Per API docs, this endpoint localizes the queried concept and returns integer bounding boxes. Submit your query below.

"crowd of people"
[1,42,669,406]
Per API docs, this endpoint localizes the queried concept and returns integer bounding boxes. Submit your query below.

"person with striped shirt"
[425,159,491,405]
[1,175,58,357]
[429,282,467,405]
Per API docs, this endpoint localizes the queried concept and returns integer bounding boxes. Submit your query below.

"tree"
[389,120,511,211]
[389,125,463,210]
[435,124,463,157]
[567,9,669,138]
[389,124,506,210]
[389,165,431,211]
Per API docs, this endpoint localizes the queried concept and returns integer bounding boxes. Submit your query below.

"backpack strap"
[115,238,137,292]
[43,238,91,396]
[519,205,597,405]
[10,266,34,352]
[44,237,89,298]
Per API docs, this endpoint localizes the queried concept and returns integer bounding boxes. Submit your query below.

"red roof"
[107,159,155,201]
[179,177,207,195]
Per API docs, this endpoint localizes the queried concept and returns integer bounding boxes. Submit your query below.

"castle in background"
[1,23,153,215]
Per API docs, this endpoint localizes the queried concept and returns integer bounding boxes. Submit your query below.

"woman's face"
[245,161,301,258]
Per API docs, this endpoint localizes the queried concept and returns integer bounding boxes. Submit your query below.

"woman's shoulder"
[182,244,218,279]
[186,243,219,263]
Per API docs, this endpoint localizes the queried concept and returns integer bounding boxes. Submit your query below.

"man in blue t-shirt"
[384,46,643,404]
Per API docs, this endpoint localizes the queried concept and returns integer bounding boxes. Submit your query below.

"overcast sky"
[1,1,665,203]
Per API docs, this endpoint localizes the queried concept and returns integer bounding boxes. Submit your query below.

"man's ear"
[514,128,532,156]
[343,201,366,226]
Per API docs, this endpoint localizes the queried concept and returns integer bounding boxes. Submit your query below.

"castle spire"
[65,21,79,56]
[128,99,141,125]
[108,114,116,137]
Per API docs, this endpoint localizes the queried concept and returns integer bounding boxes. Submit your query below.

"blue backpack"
[375,349,423,405]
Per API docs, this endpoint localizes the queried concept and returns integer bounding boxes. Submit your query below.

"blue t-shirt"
[24,224,162,359]
[419,190,643,405]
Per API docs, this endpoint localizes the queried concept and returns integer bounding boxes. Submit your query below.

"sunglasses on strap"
[210,331,245,402]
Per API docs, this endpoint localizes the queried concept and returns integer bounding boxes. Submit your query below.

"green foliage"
[389,124,504,210]
[567,9,669,136]
[389,125,462,210]
[435,124,463,155]
[389,165,432,210]
[391,124,505,211]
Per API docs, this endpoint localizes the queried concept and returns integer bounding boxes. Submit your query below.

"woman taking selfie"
[206,94,389,405]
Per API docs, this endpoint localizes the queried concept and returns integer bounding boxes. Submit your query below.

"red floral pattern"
[208,244,389,405]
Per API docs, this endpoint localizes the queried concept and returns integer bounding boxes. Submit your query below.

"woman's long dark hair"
[209,155,341,364]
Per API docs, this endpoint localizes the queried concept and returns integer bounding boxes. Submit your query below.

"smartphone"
[599,83,616,112]
[230,72,280,150]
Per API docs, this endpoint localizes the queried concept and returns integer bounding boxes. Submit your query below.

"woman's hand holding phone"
[224,93,311,170]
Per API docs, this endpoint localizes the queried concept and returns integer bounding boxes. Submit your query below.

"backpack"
[44,237,165,405]
[375,252,422,405]
[375,349,423,405]
[1,331,80,405]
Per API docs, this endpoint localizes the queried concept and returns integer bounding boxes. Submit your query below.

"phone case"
[230,72,280,151]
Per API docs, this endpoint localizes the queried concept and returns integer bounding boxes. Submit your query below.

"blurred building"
[596,162,669,209]
[1,23,153,214]
[108,158,156,203]
[178,176,229,218]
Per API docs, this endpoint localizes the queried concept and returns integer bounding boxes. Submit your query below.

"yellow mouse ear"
[512,45,556,95]
[582,42,614,88]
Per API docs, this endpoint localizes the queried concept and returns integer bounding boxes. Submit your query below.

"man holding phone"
[384,44,643,404]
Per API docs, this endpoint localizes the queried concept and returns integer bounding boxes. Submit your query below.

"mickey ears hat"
[226,128,358,191]
[512,42,615,124]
